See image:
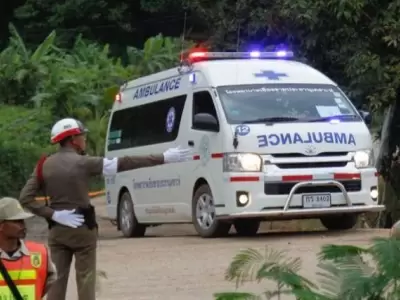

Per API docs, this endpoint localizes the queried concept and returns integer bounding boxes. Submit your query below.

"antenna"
[236,24,241,52]
[179,10,188,62]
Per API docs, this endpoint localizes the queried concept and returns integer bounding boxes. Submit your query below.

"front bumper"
[218,205,384,220]
[215,169,384,220]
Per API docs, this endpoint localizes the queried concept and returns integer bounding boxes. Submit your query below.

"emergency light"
[115,92,122,102]
[187,50,294,62]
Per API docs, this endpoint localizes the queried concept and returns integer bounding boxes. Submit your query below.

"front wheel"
[320,214,358,231]
[118,191,146,238]
[192,184,231,238]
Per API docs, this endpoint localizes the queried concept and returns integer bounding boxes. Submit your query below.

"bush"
[0,105,54,197]
[215,237,400,300]
[0,24,192,196]
[0,142,50,198]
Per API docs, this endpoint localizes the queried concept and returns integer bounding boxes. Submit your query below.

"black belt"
[47,205,98,230]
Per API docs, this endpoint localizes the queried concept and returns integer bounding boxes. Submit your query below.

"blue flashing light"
[276,50,288,57]
[189,73,196,83]
[249,51,261,58]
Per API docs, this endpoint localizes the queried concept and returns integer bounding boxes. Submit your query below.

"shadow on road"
[97,221,389,242]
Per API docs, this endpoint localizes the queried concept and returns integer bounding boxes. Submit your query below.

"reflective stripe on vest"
[0,241,48,300]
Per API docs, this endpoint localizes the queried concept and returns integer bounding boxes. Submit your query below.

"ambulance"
[104,50,385,238]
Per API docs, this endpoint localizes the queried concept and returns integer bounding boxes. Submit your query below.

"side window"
[108,95,186,151]
[192,91,218,130]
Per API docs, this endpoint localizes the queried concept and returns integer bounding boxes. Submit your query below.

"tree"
[10,0,196,52]
[12,0,131,48]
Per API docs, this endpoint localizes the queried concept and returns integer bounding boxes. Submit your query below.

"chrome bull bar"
[217,179,385,220]
[283,180,351,211]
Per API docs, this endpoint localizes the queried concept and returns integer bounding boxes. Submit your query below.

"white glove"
[51,209,85,228]
[163,146,192,163]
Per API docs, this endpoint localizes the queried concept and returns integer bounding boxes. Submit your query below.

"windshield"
[217,84,361,124]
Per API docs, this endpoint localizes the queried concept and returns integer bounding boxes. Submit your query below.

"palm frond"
[290,288,332,300]
[369,238,400,279]
[217,235,400,299]
[257,264,317,291]
[318,244,369,262]
[226,247,298,287]
[225,248,267,287]
[316,249,387,300]
[214,292,260,300]
[225,246,318,295]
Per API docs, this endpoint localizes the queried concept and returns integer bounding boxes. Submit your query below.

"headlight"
[353,149,374,168]
[223,153,262,172]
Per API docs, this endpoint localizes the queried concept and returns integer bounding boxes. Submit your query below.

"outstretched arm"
[82,154,165,177]
[82,147,192,177]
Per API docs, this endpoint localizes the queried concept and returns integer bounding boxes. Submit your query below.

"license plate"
[302,194,331,208]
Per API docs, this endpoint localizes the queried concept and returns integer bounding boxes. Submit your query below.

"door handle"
[188,140,195,146]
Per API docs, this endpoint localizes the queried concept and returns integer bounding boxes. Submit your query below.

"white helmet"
[50,118,88,144]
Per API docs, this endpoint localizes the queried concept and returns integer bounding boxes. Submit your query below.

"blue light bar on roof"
[188,51,294,61]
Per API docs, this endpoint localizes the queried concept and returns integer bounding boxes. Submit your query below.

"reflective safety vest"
[0,241,48,300]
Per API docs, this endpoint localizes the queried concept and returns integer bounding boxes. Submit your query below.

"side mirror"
[193,113,219,132]
[359,110,372,126]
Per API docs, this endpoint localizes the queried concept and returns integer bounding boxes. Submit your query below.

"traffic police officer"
[0,197,56,299]
[19,118,192,300]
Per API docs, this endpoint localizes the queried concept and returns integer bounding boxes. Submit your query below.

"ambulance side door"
[185,89,224,207]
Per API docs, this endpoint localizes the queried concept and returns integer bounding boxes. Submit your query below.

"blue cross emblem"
[166,107,176,133]
[254,70,287,80]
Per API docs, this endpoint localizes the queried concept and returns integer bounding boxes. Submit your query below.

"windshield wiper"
[308,114,359,122]
[243,117,301,124]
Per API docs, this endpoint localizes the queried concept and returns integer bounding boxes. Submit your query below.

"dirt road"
[27,198,389,300]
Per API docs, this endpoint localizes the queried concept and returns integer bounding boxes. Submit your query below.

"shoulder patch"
[30,252,42,268]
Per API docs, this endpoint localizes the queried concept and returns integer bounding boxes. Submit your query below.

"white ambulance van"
[104,50,385,238]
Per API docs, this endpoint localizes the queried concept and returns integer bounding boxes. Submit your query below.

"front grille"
[276,161,348,169]
[271,152,348,158]
[264,180,361,195]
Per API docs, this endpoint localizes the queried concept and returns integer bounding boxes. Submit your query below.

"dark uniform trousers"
[47,225,97,300]
[19,147,165,300]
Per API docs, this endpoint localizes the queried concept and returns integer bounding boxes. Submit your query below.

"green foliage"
[13,0,131,47]
[0,24,189,196]
[0,105,54,197]
[215,238,400,300]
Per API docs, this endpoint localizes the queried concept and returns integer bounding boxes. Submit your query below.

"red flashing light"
[187,51,208,63]
[115,93,122,103]
[184,47,209,63]
[189,52,207,59]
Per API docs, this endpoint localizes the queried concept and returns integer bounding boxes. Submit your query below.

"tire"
[192,184,231,238]
[118,191,146,238]
[320,214,358,231]
[234,219,260,236]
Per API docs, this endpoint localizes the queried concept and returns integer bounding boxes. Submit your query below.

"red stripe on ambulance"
[333,173,360,180]
[230,176,260,182]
